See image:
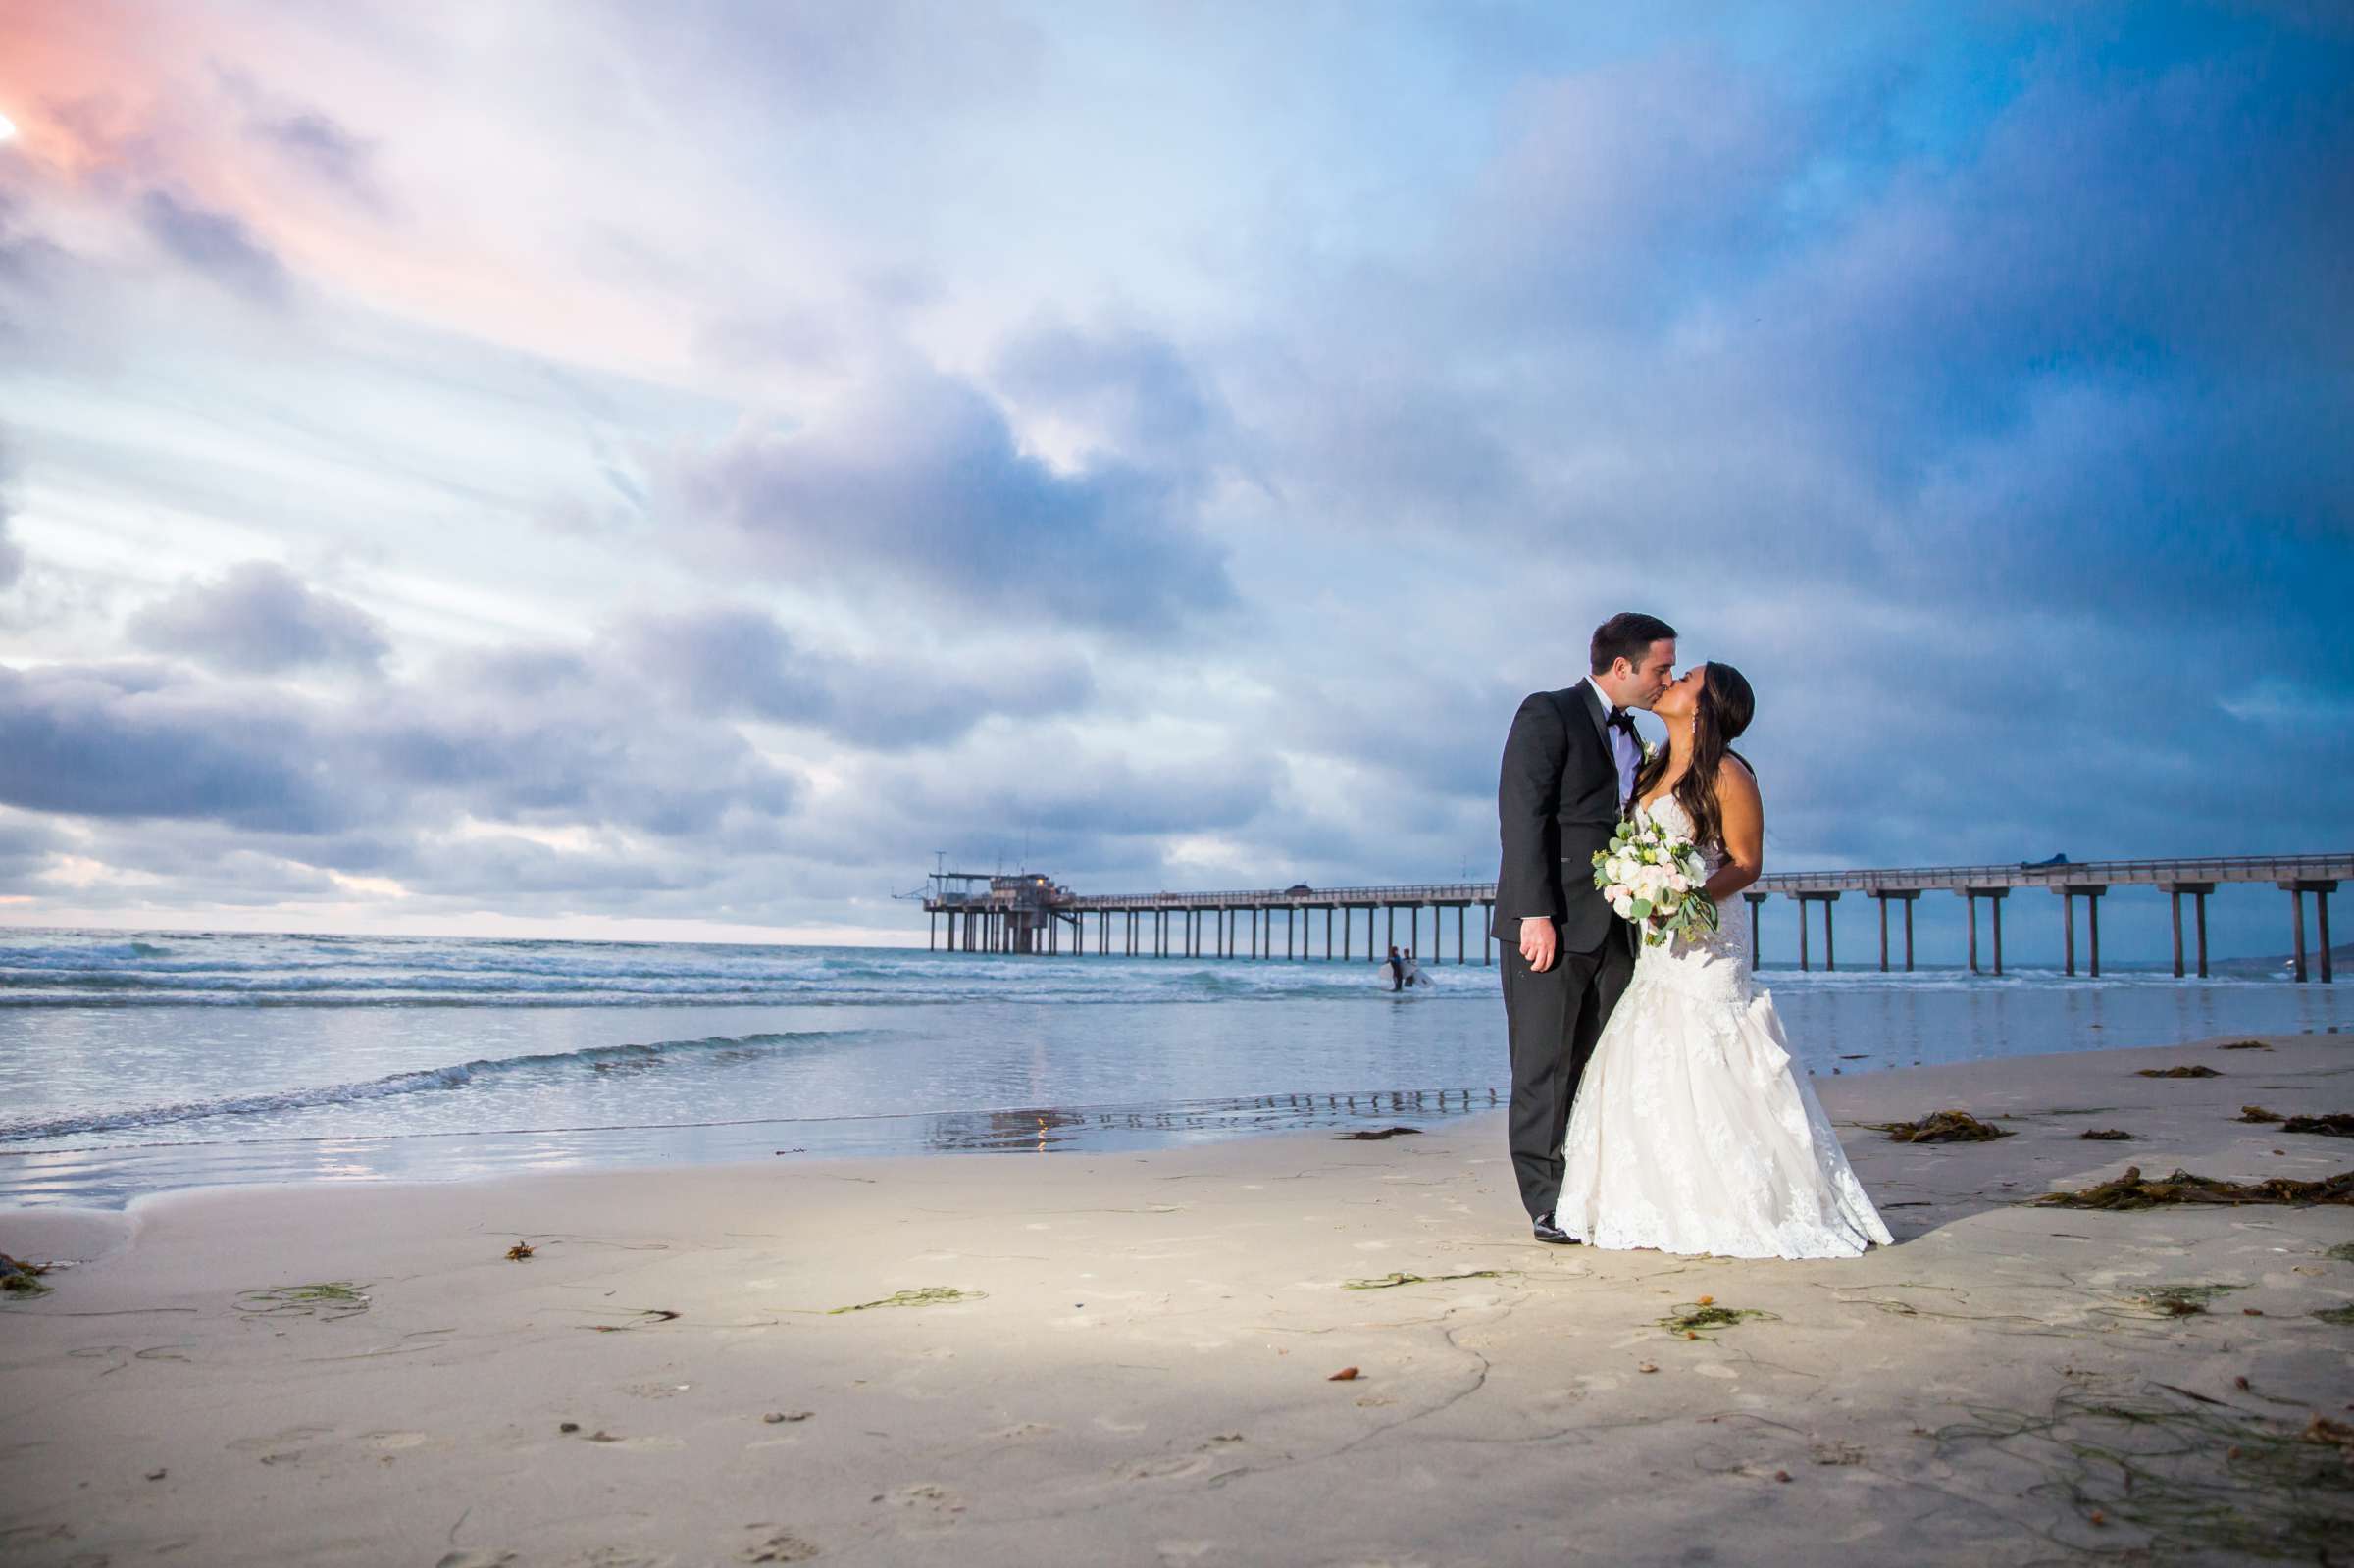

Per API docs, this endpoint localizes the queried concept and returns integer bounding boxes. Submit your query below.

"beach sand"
[4,1033,2351,1566]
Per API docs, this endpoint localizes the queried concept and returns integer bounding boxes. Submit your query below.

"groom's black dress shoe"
[1532,1211,1577,1244]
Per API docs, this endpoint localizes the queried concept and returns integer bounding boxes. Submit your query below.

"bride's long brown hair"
[1629,662,1756,851]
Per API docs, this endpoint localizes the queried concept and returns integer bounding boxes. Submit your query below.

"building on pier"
[920,852,2349,982]
[921,870,1081,955]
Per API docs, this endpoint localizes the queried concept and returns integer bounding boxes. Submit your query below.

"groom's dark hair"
[1589,612,1677,675]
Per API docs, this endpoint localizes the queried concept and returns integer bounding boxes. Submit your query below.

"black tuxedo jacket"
[1492,682,1628,952]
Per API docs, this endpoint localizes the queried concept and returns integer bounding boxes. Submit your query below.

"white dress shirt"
[1587,676,1641,806]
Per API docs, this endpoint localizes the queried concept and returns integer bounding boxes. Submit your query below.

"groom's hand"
[1518,917,1558,973]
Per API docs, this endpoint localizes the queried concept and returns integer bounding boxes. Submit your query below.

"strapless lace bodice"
[1633,791,1717,871]
[1629,792,1747,996]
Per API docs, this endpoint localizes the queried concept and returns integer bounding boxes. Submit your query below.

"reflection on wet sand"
[915,1087,1501,1152]
[3,1087,1506,1208]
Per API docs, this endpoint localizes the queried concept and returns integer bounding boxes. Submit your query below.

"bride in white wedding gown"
[1555,662,1892,1259]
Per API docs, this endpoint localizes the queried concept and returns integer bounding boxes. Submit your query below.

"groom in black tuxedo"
[1494,612,1677,1242]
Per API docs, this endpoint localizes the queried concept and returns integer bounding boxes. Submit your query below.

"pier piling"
[2055,885,2108,977]
[1871,890,1919,972]
[2279,880,2337,984]
[1961,887,2009,976]
[1793,892,1839,972]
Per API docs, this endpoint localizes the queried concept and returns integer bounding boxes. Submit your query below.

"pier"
[923,852,2350,981]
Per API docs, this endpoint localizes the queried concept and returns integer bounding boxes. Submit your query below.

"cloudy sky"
[0,0,2347,959]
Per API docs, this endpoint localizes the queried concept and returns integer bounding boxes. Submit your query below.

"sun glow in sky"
[0,1,2347,959]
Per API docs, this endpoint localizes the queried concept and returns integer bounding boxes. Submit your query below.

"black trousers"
[1500,921,1634,1220]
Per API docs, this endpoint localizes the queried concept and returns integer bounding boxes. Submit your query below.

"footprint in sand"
[737,1528,820,1563]
[876,1483,963,1516]
[588,1434,687,1452]
[1123,1453,1214,1482]
[980,1422,1056,1441]
[435,1553,518,1568]
[228,1425,333,1466]
[361,1431,429,1451]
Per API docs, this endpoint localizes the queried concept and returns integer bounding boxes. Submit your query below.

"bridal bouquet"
[1592,817,1720,948]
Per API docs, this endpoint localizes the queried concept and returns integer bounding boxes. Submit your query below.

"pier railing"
[923,852,2346,983]
[1062,881,1495,910]
[1756,851,2350,894]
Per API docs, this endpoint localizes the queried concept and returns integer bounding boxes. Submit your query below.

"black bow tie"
[1606,707,1637,734]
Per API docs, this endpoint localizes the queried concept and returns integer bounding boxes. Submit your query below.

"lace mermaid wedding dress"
[1555,793,1893,1259]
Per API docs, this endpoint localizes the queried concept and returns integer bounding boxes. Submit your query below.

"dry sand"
[4,1032,2352,1567]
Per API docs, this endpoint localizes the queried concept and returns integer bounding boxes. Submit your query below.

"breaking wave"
[0,1029,853,1143]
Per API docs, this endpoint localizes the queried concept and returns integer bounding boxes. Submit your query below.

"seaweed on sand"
[1335,1127,1422,1140]
[2281,1114,2354,1138]
[237,1282,371,1321]
[2137,1065,2224,1079]
[2312,1304,2354,1327]
[2079,1129,2133,1140]
[2328,1243,2354,1263]
[2126,1284,2244,1318]
[1657,1301,1778,1340]
[1862,1109,2013,1142]
[0,1253,50,1297]
[827,1288,985,1315]
[2218,1039,2273,1050]
[1344,1270,1502,1290]
[2239,1105,2285,1123]
[1930,1386,2354,1560]
[583,1308,681,1332]
[2032,1166,2354,1210]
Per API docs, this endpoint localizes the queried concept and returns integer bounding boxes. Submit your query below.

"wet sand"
[3,1032,2350,1566]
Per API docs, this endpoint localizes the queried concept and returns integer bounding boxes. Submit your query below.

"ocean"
[3,927,2346,1208]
